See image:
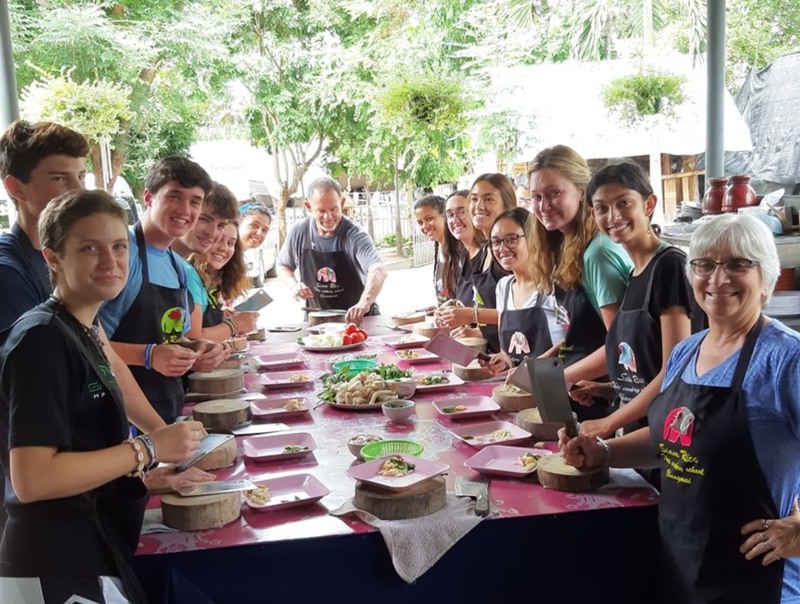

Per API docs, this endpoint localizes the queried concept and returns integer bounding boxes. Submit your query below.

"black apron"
[499,278,553,366]
[470,243,504,353]
[455,251,475,308]
[202,287,224,327]
[300,221,378,316]
[606,247,678,434]
[113,223,187,423]
[556,285,610,421]
[648,318,783,604]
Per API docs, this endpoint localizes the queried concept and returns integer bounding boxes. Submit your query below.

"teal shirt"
[185,260,208,316]
[581,233,633,314]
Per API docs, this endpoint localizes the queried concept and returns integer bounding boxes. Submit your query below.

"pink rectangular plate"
[347,455,449,492]
[250,396,310,418]
[394,348,440,364]
[255,352,306,370]
[380,334,430,350]
[259,370,315,389]
[413,372,465,392]
[431,395,501,420]
[449,420,532,449]
[242,432,317,461]
[464,445,552,477]
[243,473,330,512]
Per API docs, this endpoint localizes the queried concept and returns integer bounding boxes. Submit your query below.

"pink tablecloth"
[138,319,657,556]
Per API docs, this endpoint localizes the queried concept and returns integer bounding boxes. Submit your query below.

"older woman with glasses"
[560,213,800,603]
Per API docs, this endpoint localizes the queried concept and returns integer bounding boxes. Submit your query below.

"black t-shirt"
[0,304,141,577]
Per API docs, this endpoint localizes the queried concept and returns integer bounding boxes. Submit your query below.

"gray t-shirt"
[277,215,382,285]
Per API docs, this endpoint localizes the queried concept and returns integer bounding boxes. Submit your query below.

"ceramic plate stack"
[677,200,703,220]
[765,292,800,318]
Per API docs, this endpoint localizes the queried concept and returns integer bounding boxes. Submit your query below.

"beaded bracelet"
[596,436,612,468]
[144,343,156,370]
[138,433,157,467]
[125,438,145,478]
[223,317,238,337]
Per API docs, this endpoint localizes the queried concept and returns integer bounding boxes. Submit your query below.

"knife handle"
[475,491,490,516]
[564,421,579,439]
[476,352,492,363]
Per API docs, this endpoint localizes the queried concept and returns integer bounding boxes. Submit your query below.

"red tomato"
[342,333,354,345]
[344,323,358,335]
[356,329,368,340]
[351,331,366,343]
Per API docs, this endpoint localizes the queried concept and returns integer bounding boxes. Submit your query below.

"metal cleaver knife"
[425,333,492,366]
[526,357,579,438]
[454,475,490,516]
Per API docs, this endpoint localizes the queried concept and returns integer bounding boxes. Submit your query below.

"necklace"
[49,296,111,367]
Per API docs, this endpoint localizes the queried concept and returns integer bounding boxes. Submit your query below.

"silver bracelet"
[138,433,157,466]
[596,436,612,468]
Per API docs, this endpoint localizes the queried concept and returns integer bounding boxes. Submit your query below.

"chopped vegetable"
[283,445,309,453]
[442,404,467,414]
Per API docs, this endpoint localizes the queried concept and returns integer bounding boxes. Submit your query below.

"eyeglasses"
[446,208,467,221]
[689,258,760,277]
[490,234,525,250]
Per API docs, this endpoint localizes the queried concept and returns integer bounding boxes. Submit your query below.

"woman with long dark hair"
[413,195,462,304]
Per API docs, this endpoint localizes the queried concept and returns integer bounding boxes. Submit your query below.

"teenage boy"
[100,157,226,423]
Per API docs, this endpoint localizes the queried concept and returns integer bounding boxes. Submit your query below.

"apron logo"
[508,331,531,356]
[617,341,638,373]
[664,406,695,447]
[161,307,186,342]
[88,380,106,400]
[316,267,337,283]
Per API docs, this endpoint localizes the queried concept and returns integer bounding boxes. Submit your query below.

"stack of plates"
[677,201,703,220]
[766,291,800,317]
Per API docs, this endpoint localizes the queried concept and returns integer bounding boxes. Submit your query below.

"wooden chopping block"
[228,336,248,351]
[187,368,245,395]
[391,312,426,326]
[536,453,609,493]
[247,327,266,341]
[308,311,346,326]
[193,399,252,431]
[161,492,241,531]
[354,476,446,520]
[218,357,243,370]
[455,337,488,353]
[492,385,536,412]
[517,408,578,441]
[412,323,445,339]
[194,436,238,471]
[452,359,492,382]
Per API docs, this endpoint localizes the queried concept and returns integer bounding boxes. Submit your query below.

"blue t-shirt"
[581,233,633,313]
[100,228,192,338]
[662,320,800,602]
[185,261,208,316]
[0,224,52,332]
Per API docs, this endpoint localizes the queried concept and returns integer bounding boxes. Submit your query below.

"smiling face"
[415,204,445,244]
[4,154,87,220]
[445,194,473,242]
[490,217,528,275]
[180,210,228,255]
[591,183,656,246]
[209,222,238,270]
[529,168,583,234]
[307,188,344,236]
[470,181,505,236]
[239,212,271,251]
[44,213,129,305]
[691,245,766,325]
[143,181,204,248]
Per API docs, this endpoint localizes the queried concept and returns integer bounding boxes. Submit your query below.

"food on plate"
[318,364,412,402]
[416,375,450,386]
[517,452,543,472]
[282,398,306,411]
[378,456,416,477]
[349,434,382,446]
[396,349,420,360]
[399,334,425,344]
[283,445,309,453]
[289,374,310,383]
[341,323,368,345]
[332,372,397,406]
[442,404,467,414]
[297,333,345,348]
[497,384,527,395]
[245,485,271,505]
[463,429,513,445]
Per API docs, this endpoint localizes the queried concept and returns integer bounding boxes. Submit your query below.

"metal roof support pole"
[706,0,725,178]
[0,0,18,130]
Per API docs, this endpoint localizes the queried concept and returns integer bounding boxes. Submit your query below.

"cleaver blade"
[454,475,490,516]
[425,333,492,367]
[527,357,579,438]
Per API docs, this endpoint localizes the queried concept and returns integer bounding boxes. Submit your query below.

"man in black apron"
[100,157,225,423]
[276,177,386,325]
[648,318,783,603]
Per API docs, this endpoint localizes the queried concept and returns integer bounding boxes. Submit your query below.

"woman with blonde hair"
[527,145,632,421]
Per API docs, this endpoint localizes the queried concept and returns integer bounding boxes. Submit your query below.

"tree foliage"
[602,70,686,123]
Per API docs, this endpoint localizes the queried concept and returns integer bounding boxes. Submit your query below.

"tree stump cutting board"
[516,408,578,441]
[228,336,249,352]
[193,399,252,431]
[452,360,492,382]
[492,385,535,412]
[187,368,245,395]
[536,453,609,493]
[354,476,446,520]
[195,436,238,470]
[161,492,241,531]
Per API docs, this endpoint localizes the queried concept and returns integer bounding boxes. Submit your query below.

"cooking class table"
[134,317,660,603]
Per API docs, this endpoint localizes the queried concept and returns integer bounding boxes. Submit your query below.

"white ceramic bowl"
[389,378,417,399]
[347,434,383,459]
[382,399,416,423]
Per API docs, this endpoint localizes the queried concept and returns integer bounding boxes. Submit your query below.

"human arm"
[277,263,314,300]
[558,426,660,470]
[580,305,691,438]
[144,465,216,494]
[108,341,197,377]
[347,262,387,325]
[741,499,800,566]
